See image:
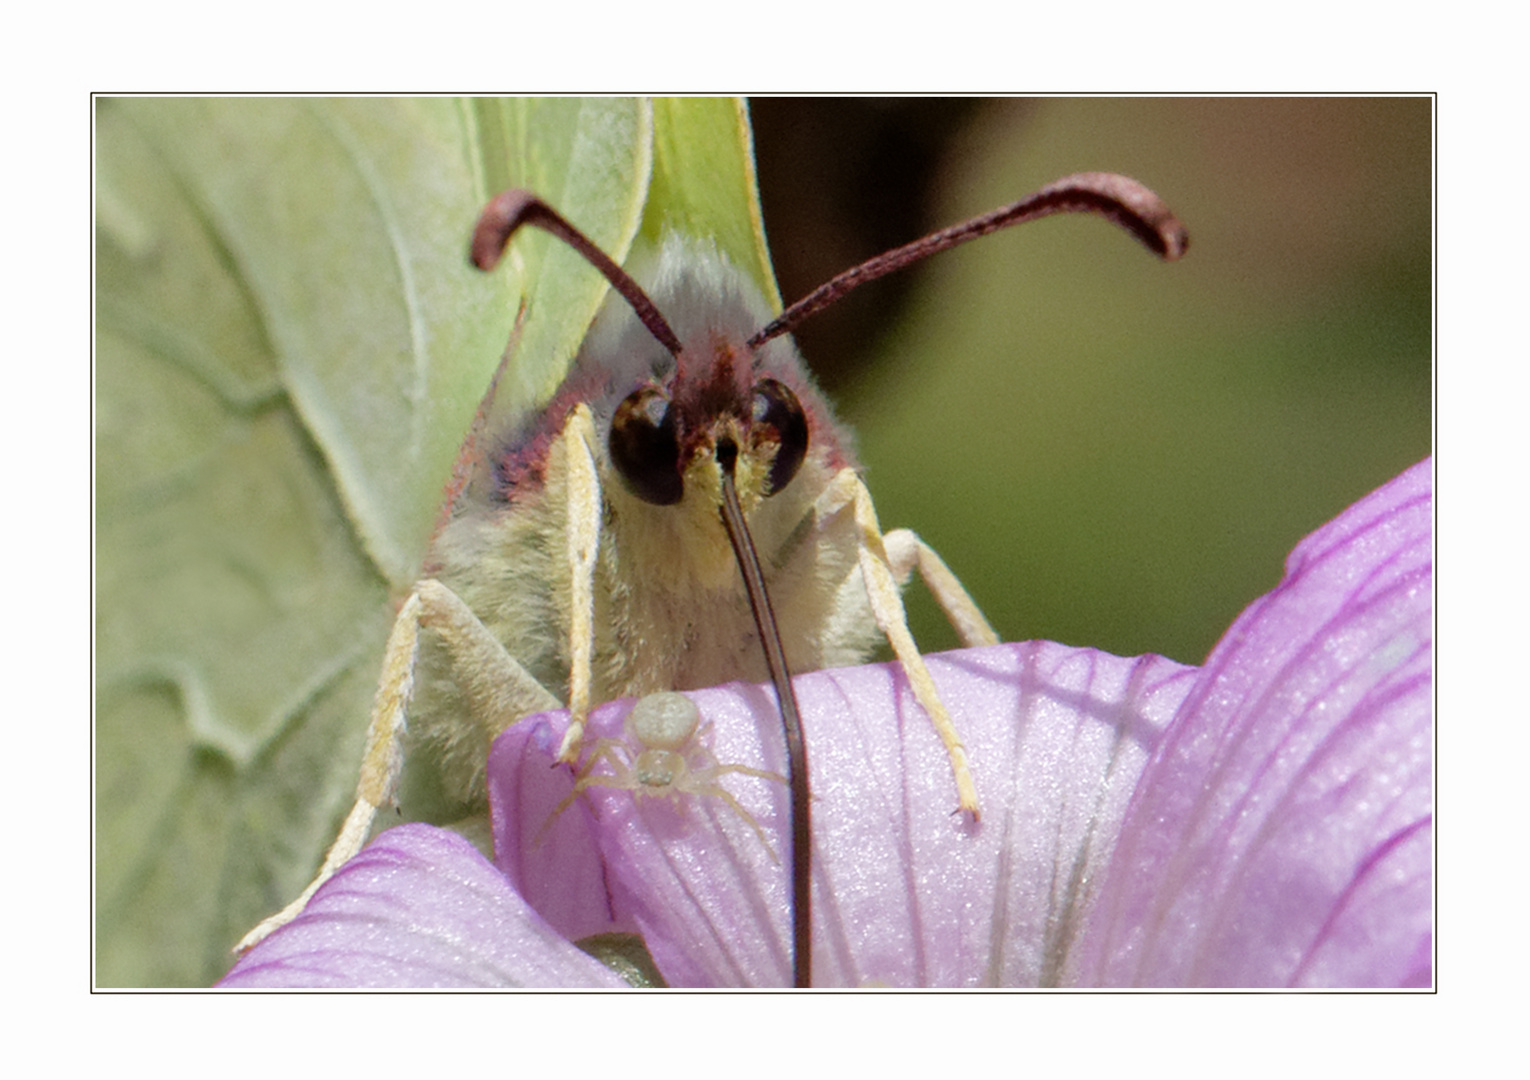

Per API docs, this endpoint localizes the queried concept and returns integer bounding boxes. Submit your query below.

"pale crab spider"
[543,691,787,860]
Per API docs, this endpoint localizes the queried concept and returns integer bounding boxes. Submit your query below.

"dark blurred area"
[746,97,1431,666]
[750,97,989,394]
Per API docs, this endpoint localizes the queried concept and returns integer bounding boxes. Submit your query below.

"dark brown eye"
[752,378,809,496]
[610,387,683,505]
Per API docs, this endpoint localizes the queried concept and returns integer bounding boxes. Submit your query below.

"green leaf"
[95,96,767,986]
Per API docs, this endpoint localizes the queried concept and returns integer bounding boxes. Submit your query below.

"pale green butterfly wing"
[96,96,767,986]
[646,97,780,307]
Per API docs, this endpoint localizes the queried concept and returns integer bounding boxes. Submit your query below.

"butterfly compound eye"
[752,379,809,496]
[610,387,684,506]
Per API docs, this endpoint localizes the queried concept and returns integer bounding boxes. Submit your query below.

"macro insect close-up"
[95,97,1432,989]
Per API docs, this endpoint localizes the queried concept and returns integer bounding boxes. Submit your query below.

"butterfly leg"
[881,528,1000,649]
[554,403,602,764]
[233,588,424,953]
[234,578,559,953]
[815,469,982,819]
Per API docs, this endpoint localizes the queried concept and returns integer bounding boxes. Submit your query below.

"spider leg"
[710,762,788,785]
[533,738,632,846]
[704,785,782,865]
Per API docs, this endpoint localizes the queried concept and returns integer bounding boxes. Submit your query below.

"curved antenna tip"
[470,190,540,272]
[469,190,685,357]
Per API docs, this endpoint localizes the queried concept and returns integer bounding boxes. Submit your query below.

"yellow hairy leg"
[237,403,605,951]
[881,528,1000,651]
[235,577,561,952]
[556,403,602,764]
[235,589,422,953]
[816,469,992,819]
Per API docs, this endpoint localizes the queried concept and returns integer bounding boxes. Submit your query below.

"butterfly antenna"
[750,172,1188,347]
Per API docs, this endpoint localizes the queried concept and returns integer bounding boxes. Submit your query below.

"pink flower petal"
[489,714,634,943]
[219,824,626,988]
[1069,458,1433,987]
[491,643,1197,986]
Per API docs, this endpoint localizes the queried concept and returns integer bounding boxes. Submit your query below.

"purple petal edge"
[1070,458,1433,987]
[219,824,626,988]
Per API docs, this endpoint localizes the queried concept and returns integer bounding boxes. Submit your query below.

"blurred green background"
[752,97,1431,665]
